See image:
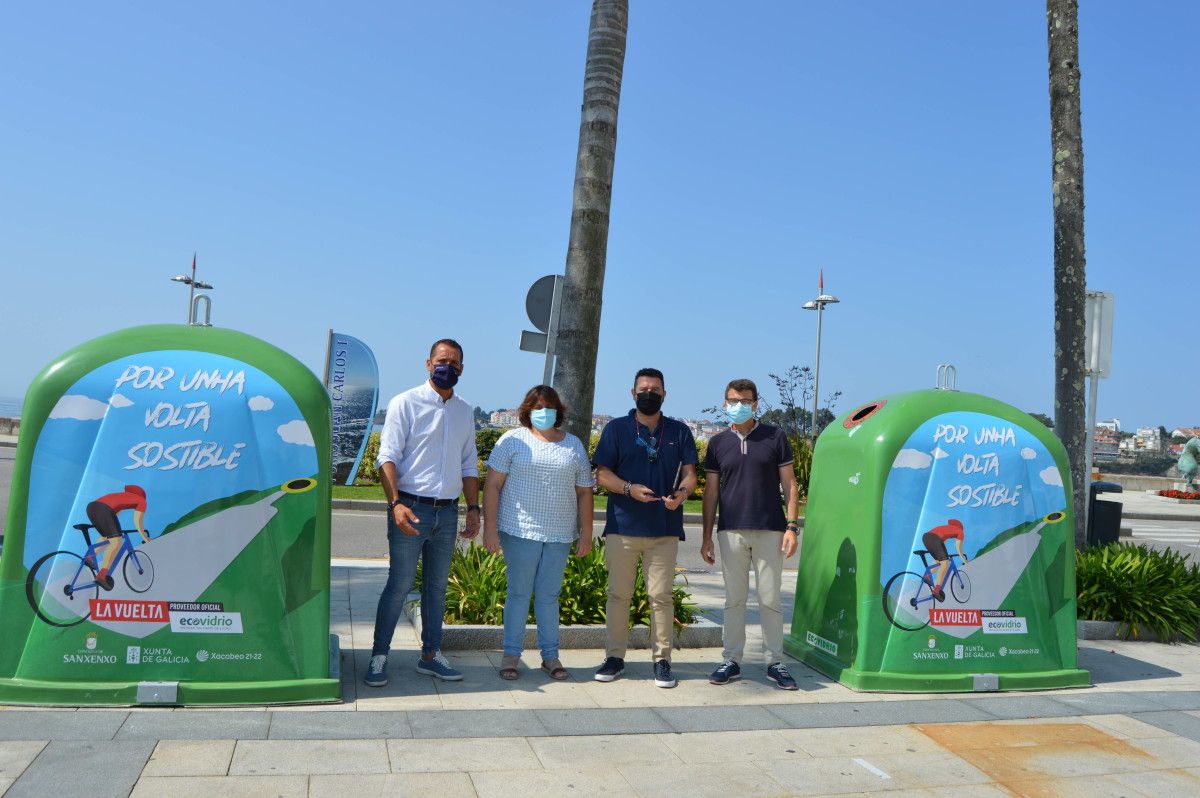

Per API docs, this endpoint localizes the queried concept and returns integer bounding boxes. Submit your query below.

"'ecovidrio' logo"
[170,612,243,634]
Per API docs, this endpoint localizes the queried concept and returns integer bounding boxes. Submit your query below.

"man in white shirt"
[365,339,481,687]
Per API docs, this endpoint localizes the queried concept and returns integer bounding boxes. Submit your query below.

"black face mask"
[635,391,663,415]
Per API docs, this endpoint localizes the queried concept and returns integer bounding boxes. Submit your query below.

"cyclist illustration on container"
[922,518,968,601]
[882,518,973,631]
[25,485,156,627]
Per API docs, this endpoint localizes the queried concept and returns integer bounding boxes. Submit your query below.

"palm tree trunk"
[1047,0,1088,548]
[553,0,628,445]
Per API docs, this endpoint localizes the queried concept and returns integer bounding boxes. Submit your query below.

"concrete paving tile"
[267,711,411,739]
[962,695,1081,719]
[0,742,46,780]
[529,734,682,769]
[1136,691,1200,711]
[469,766,634,798]
[407,709,546,738]
[778,724,945,758]
[0,776,11,794]
[759,750,989,795]
[1054,691,1174,715]
[116,711,270,740]
[230,739,389,775]
[0,710,127,741]
[1107,768,1200,795]
[310,772,478,797]
[1082,713,1182,739]
[766,698,991,728]
[141,740,234,776]
[659,729,807,763]
[388,737,539,773]
[994,775,1149,798]
[535,707,671,736]
[7,740,154,798]
[617,761,787,798]
[853,787,1011,798]
[653,704,790,733]
[1126,735,1200,768]
[506,683,600,710]
[130,775,309,797]
[1130,710,1200,743]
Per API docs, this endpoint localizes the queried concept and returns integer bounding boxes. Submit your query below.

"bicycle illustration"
[881,549,973,631]
[25,524,156,627]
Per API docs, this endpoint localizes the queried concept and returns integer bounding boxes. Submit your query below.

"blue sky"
[1,2,1195,430]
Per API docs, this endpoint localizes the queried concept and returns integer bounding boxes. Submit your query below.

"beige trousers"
[718,529,784,665]
[604,534,679,662]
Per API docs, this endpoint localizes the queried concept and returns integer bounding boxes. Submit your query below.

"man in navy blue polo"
[591,367,698,688]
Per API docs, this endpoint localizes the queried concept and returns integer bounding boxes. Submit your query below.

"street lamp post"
[170,253,214,325]
[802,272,839,446]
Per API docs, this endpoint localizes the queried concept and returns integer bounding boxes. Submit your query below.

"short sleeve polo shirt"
[592,409,699,538]
[704,422,793,532]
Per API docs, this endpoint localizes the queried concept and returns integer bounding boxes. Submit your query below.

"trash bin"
[784,388,1089,692]
[1088,481,1123,546]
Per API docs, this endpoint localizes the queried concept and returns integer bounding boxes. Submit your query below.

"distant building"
[1172,427,1200,439]
[1093,428,1120,461]
[1096,418,1121,433]
[1119,427,1163,455]
[489,409,520,428]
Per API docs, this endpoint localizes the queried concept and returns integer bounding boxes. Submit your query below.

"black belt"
[397,491,458,507]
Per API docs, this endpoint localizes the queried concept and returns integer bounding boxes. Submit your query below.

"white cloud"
[932,447,949,459]
[49,395,109,421]
[108,393,133,408]
[1020,447,1037,460]
[893,449,932,470]
[277,419,314,446]
[1039,466,1063,486]
[248,395,274,411]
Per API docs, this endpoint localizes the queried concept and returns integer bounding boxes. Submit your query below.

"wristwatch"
[786,522,800,532]
[387,498,402,511]
[466,504,481,513]
[622,482,632,497]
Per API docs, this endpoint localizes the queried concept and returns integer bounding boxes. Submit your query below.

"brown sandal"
[541,658,569,681]
[499,655,520,681]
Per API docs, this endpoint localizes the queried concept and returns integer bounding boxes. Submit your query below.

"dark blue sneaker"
[767,662,798,691]
[364,654,388,687]
[709,659,741,685]
[416,651,464,681]
[594,656,624,682]
[654,659,677,688]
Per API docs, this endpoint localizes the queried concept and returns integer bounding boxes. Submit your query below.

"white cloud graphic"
[109,393,133,408]
[277,419,314,446]
[932,447,949,459]
[893,449,933,470]
[49,395,109,421]
[248,395,274,411]
[1020,447,1037,460]
[1039,466,1063,486]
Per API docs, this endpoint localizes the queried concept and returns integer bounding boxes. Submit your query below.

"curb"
[404,595,724,651]
[1077,619,1196,643]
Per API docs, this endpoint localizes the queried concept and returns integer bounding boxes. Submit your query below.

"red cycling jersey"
[95,485,147,514]
[925,519,964,542]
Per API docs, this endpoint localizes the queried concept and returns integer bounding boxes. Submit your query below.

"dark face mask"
[430,363,460,390]
[635,391,663,415]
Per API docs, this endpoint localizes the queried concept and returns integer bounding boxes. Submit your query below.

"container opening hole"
[843,400,887,428]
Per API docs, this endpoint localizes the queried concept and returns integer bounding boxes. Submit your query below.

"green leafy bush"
[420,540,699,630]
[789,435,812,499]
[1076,543,1200,641]
[354,432,381,485]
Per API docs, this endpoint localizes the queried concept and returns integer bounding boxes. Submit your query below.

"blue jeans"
[500,532,572,660]
[371,500,459,656]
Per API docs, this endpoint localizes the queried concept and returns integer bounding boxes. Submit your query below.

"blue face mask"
[430,363,460,390]
[724,402,754,424]
[530,408,557,430]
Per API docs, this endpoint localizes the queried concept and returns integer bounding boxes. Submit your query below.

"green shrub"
[1076,543,1200,641]
[354,432,381,485]
[790,436,812,498]
[420,540,699,630]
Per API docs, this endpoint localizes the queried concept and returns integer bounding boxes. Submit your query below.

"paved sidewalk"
[3,564,1200,796]
[1111,490,1200,522]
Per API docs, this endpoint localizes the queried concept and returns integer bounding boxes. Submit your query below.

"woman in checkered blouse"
[482,385,595,681]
